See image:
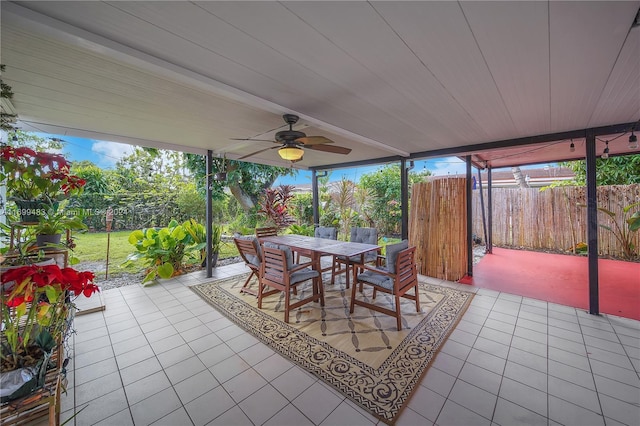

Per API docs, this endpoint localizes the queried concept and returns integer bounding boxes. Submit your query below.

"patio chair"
[234,236,264,297]
[259,242,323,323]
[255,227,278,238]
[314,226,338,273]
[350,242,420,331]
[331,227,379,287]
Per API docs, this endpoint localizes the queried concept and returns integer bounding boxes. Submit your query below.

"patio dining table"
[259,234,381,294]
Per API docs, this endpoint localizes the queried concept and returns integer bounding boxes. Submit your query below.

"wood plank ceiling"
[1,1,638,169]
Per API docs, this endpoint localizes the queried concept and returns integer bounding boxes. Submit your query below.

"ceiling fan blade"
[296,136,334,145]
[237,146,279,160]
[230,138,277,143]
[307,144,352,155]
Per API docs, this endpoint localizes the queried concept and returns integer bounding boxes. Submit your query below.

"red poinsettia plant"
[0,263,99,371]
[0,145,86,204]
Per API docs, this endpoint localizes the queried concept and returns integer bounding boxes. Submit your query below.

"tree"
[183,154,296,212]
[1,64,17,131]
[511,166,530,188]
[6,130,65,152]
[358,164,432,235]
[562,155,640,186]
[71,162,109,194]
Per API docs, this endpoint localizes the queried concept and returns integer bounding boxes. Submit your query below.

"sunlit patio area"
[59,262,640,426]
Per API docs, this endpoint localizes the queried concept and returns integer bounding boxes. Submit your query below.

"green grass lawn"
[72,231,240,276]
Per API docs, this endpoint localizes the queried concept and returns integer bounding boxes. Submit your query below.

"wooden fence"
[471,184,640,259]
[409,178,468,281]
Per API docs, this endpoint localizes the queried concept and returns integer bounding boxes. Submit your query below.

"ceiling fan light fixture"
[279,145,304,161]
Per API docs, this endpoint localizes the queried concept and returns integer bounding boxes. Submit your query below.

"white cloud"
[427,157,467,176]
[91,141,136,166]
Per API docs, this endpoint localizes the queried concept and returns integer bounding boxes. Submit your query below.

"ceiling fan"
[232,114,352,162]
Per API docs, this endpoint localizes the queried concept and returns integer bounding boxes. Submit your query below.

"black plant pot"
[36,233,62,250]
[13,199,47,223]
[201,252,219,268]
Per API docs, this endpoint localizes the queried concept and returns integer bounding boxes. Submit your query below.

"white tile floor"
[60,262,640,426]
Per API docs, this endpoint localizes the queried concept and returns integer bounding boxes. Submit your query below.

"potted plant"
[0,222,56,274]
[0,263,99,401]
[33,202,88,248]
[0,146,86,222]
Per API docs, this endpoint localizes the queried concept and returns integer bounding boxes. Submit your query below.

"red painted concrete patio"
[460,247,640,321]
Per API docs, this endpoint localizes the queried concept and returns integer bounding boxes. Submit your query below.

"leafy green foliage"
[290,193,314,225]
[561,155,640,185]
[183,153,296,211]
[358,165,430,235]
[71,162,110,194]
[1,64,17,131]
[286,224,314,236]
[124,219,205,285]
[597,202,640,260]
[579,201,640,260]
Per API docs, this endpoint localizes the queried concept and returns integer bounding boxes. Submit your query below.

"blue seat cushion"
[263,241,294,269]
[315,226,337,240]
[385,240,409,273]
[237,235,261,267]
[357,269,394,291]
[290,268,319,285]
[350,227,377,245]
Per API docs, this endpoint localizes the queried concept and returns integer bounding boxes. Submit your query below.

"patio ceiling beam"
[309,155,402,172]
[408,121,639,163]
[308,121,637,172]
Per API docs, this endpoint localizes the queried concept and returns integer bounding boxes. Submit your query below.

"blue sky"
[33,132,470,184]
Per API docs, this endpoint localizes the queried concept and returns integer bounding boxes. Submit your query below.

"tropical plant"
[257,185,296,231]
[0,230,43,267]
[182,219,222,265]
[333,178,357,239]
[579,201,640,260]
[599,202,639,260]
[34,202,88,236]
[286,224,314,236]
[1,146,86,206]
[125,219,206,284]
[290,193,314,225]
[1,264,98,372]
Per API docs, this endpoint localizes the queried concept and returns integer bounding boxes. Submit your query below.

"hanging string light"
[629,130,638,149]
[569,139,575,153]
[602,141,610,159]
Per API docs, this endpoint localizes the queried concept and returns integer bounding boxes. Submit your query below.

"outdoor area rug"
[190,273,474,424]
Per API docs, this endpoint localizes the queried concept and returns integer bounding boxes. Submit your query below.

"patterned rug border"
[190,274,474,424]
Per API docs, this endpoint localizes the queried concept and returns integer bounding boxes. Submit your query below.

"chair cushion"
[357,270,394,291]
[315,226,337,240]
[290,268,319,285]
[385,240,409,274]
[237,235,261,267]
[263,241,294,269]
[350,227,377,245]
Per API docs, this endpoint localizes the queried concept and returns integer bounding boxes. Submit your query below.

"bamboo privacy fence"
[409,178,468,281]
[471,184,640,259]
